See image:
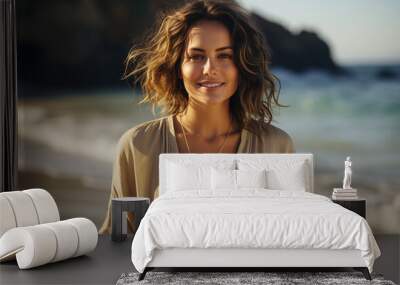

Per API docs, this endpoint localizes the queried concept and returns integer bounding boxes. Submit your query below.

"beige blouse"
[99,115,295,234]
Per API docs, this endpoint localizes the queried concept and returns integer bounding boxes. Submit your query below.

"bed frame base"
[138,268,149,281]
[354,267,372,280]
[137,248,372,280]
[138,267,371,281]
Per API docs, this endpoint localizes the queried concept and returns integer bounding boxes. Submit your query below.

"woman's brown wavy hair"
[122,0,284,136]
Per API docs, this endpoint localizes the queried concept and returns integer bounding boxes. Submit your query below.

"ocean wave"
[18,94,156,164]
[17,76,400,182]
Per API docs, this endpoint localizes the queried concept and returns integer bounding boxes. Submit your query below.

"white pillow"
[211,168,268,190]
[266,164,306,191]
[237,169,267,188]
[237,159,308,191]
[167,162,211,191]
[211,168,236,190]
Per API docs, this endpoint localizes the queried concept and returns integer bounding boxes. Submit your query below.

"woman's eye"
[189,54,204,61]
[218,53,232,59]
[188,53,232,61]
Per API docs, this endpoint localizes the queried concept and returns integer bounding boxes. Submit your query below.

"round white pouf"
[0,225,57,269]
[0,191,39,228]
[66,218,98,257]
[42,220,79,262]
[0,218,98,269]
[0,196,17,237]
[23,188,60,224]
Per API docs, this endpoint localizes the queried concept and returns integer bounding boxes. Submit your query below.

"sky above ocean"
[237,0,400,65]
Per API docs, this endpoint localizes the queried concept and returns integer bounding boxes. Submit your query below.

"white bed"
[131,154,381,280]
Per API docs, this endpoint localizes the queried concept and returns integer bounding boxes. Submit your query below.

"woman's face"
[180,20,238,105]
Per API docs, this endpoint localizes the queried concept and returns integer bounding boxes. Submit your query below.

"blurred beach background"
[16,0,400,233]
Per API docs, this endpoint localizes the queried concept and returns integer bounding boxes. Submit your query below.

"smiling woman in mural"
[99,0,294,234]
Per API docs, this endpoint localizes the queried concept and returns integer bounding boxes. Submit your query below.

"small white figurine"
[342,156,352,189]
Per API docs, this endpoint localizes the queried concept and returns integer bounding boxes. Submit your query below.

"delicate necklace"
[178,115,233,153]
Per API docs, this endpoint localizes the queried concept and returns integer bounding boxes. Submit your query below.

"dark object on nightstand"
[332,199,366,218]
[112,197,150,242]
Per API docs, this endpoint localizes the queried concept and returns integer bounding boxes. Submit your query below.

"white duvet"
[131,189,381,273]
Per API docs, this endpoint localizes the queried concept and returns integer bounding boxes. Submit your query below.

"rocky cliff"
[16,0,344,92]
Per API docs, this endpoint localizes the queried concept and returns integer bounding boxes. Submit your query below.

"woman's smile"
[197,81,225,89]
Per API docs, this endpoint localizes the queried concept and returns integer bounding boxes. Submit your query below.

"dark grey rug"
[116,271,396,285]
